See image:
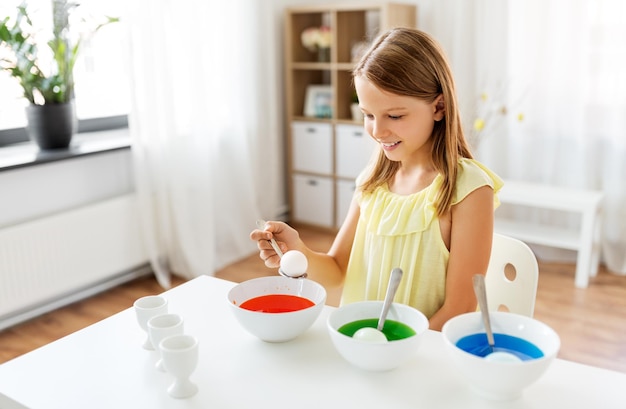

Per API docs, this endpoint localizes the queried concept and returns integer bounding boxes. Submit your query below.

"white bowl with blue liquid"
[441,311,560,401]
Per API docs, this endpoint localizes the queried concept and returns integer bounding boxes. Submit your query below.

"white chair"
[484,233,539,317]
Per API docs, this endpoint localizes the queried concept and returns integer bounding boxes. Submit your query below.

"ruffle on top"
[342,158,504,317]
[358,158,503,237]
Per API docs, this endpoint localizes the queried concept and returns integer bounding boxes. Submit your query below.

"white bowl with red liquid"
[441,311,560,401]
[227,276,326,342]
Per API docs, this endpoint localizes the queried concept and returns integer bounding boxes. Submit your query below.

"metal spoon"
[256,219,283,258]
[472,274,522,361]
[377,267,403,331]
[353,267,403,342]
[473,274,495,354]
[256,219,307,279]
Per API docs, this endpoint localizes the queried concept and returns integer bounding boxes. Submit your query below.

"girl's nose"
[371,121,388,139]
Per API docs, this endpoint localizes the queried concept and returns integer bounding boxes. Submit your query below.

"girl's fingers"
[259,250,280,268]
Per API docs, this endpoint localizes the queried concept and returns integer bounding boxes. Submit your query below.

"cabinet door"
[292,174,333,227]
[292,121,332,174]
[336,124,376,178]
[336,179,356,228]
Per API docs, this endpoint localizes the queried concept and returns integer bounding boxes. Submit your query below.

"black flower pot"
[25,101,77,150]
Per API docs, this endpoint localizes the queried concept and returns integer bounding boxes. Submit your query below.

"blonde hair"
[354,28,472,216]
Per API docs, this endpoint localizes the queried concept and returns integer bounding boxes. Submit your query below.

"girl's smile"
[380,141,401,150]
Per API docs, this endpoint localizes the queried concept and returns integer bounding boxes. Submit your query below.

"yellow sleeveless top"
[340,158,503,318]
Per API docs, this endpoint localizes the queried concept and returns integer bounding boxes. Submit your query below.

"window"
[0,0,130,146]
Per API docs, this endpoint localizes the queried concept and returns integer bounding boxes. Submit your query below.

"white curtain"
[121,0,626,288]
[432,0,626,275]
[125,1,284,287]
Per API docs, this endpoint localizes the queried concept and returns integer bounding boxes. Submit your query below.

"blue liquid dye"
[456,333,544,361]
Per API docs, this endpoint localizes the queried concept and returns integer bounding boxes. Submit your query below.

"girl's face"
[354,76,444,166]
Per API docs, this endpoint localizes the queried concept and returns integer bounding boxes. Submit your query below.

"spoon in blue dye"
[473,274,521,362]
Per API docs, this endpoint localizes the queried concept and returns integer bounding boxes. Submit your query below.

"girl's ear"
[434,94,445,121]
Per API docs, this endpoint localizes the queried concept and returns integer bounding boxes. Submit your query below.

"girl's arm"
[250,194,360,289]
[428,185,495,331]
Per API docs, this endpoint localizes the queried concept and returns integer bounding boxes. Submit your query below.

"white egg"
[280,250,308,277]
[485,351,523,363]
[353,327,388,343]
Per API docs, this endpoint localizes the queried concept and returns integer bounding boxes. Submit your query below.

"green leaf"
[0,18,11,42]
[1,1,117,105]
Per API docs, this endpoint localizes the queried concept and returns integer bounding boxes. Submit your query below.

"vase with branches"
[469,83,525,151]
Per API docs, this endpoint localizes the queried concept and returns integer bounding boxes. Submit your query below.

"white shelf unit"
[495,180,603,288]
[284,3,417,230]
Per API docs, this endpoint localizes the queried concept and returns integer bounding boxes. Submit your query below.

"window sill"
[0,128,131,172]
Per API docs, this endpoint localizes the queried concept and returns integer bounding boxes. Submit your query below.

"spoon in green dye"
[353,267,403,343]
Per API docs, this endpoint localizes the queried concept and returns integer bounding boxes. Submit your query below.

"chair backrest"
[484,233,539,317]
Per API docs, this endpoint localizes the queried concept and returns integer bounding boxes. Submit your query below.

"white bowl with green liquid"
[327,301,428,371]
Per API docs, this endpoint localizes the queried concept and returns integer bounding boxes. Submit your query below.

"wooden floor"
[1,226,625,374]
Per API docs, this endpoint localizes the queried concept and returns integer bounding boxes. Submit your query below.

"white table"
[1,276,624,409]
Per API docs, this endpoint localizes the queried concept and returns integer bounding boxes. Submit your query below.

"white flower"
[301,26,331,51]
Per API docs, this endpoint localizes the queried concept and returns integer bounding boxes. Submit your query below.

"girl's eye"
[389,115,403,120]
[365,114,374,119]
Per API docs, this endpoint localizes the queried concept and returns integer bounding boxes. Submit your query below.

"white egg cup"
[160,334,199,399]
[133,295,168,350]
[147,313,184,372]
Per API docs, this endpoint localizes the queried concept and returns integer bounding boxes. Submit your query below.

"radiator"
[0,194,150,330]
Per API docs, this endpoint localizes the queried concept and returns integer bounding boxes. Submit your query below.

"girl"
[251,28,503,331]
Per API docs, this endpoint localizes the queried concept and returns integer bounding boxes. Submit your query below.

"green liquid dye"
[338,318,416,341]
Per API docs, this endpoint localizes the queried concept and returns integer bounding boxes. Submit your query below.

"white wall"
[0,149,134,228]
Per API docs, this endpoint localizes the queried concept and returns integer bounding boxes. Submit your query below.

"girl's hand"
[250,221,301,268]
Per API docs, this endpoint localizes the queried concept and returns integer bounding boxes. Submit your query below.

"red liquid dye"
[239,294,314,313]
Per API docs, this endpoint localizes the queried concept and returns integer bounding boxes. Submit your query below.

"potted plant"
[0,0,117,149]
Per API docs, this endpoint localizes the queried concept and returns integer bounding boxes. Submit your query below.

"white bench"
[494,180,603,288]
